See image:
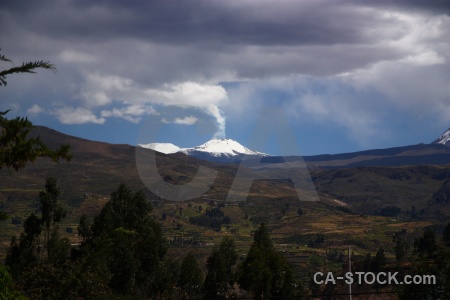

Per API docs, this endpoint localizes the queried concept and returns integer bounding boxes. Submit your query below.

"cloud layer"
[1,0,449,150]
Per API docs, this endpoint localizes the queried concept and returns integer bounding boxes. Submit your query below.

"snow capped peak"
[139,138,269,160]
[184,138,267,157]
[432,128,450,146]
[138,142,180,154]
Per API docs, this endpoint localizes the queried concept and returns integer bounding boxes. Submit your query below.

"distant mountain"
[303,143,450,168]
[138,142,181,154]
[432,128,450,147]
[139,138,269,163]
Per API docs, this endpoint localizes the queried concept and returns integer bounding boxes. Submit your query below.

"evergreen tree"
[81,183,167,297]
[204,236,238,299]
[6,178,69,275]
[371,247,386,272]
[443,222,450,248]
[238,223,302,299]
[5,213,43,276]
[0,49,71,171]
[39,177,68,261]
[394,234,409,263]
[179,252,204,299]
[0,265,27,300]
[414,228,438,258]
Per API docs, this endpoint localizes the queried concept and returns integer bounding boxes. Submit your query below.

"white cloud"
[78,74,228,135]
[79,73,133,107]
[27,104,44,115]
[145,82,228,136]
[53,107,105,124]
[160,115,199,125]
[100,104,159,123]
[173,116,198,125]
[399,51,445,66]
[145,82,228,107]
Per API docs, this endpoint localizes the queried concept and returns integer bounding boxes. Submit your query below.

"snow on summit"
[139,138,269,161]
[138,142,180,154]
[180,138,267,157]
[433,128,450,146]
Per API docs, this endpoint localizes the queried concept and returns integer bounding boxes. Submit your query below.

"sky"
[1,0,450,156]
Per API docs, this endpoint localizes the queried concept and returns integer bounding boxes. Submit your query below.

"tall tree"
[6,178,69,275]
[0,265,27,300]
[0,50,71,171]
[443,222,450,248]
[39,177,68,261]
[371,247,386,272]
[81,183,167,297]
[414,228,438,258]
[204,236,238,299]
[178,252,204,299]
[393,233,409,263]
[238,223,302,299]
[5,213,43,276]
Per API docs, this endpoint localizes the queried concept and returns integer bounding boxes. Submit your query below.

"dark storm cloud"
[1,0,382,47]
[1,0,448,140]
[3,0,445,81]
[357,0,450,16]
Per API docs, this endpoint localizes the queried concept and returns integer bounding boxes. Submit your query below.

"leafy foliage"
[6,178,69,276]
[0,265,27,300]
[238,223,303,299]
[0,49,70,171]
[80,183,168,296]
[178,252,204,299]
[414,228,438,258]
[204,236,238,299]
[0,111,71,171]
[189,207,230,231]
[0,48,56,86]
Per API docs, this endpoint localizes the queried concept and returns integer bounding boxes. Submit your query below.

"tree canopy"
[0,50,71,171]
[0,48,55,86]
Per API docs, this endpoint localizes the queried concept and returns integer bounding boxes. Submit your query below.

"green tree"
[6,178,69,276]
[400,227,450,299]
[5,213,43,276]
[414,228,438,258]
[17,261,112,300]
[0,49,71,171]
[39,177,68,261]
[443,222,450,248]
[371,247,386,272]
[0,49,55,86]
[394,234,409,263]
[0,265,27,299]
[204,236,238,299]
[153,258,182,299]
[0,111,71,171]
[179,252,204,299]
[238,223,302,299]
[81,183,167,297]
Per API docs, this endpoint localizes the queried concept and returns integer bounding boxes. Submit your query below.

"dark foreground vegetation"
[1,179,305,299]
[1,178,450,299]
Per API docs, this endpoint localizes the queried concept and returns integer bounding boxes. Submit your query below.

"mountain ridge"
[139,138,269,163]
[29,125,450,167]
[432,128,450,146]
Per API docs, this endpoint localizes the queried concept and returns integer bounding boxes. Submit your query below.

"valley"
[2,126,450,298]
